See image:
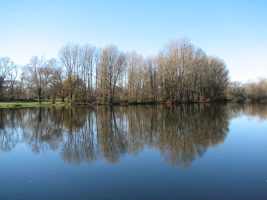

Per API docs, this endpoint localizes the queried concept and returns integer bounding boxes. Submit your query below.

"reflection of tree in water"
[21,107,64,154]
[97,107,128,163]
[2,104,265,167]
[0,109,21,152]
[227,103,267,120]
[59,105,230,167]
[62,107,87,133]
[239,104,267,120]
[155,105,229,167]
[61,107,99,163]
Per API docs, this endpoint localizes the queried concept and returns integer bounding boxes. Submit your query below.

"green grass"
[0,101,66,108]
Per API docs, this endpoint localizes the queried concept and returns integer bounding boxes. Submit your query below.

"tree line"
[229,79,267,103]
[0,39,232,104]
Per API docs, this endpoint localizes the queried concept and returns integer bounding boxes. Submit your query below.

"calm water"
[0,104,267,200]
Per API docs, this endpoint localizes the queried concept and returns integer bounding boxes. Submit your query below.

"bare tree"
[59,44,80,102]
[0,57,16,100]
[24,57,53,103]
[98,45,126,104]
[80,44,96,101]
[126,52,143,103]
[156,39,228,103]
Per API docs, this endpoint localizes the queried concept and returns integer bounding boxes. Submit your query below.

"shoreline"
[0,100,266,109]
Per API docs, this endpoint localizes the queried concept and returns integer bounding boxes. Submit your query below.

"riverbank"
[0,101,66,108]
[0,100,214,108]
[0,99,266,109]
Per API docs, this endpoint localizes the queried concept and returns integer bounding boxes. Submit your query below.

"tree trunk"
[0,77,4,100]
[52,94,56,104]
[69,75,73,102]
[38,88,42,103]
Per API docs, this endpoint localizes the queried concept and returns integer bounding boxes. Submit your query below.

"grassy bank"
[1,99,265,109]
[0,101,66,108]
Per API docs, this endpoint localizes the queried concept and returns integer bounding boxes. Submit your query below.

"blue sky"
[0,0,266,82]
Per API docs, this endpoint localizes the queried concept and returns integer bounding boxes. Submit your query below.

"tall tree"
[126,52,143,103]
[24,57,53,103]
[80,44,96,101]
[0,57,16,100]
[98,45,126,104]
[59,43,80,102]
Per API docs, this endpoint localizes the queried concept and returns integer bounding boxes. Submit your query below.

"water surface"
[0,104,267,199]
